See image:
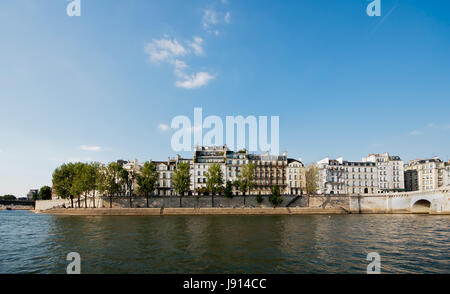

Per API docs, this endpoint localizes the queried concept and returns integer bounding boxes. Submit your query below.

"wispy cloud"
[158,123,170,131]
[145,37,188,63]
[175,72,215,89]
[188,37,204,55]
[202,8,231,35]
[80,145,102,152]
[202,9,218,31]
[224,12,231,24]
[409,123,450,136]
[145,36,213,89]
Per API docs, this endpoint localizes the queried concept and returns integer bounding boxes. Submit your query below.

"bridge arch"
[411,199,431,214]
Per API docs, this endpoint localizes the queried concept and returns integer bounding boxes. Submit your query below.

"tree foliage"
[98,162,124,197]
[305,164,319,195]
[136,161,159,197]
[173,162,191,196]
[269,185,283,207]
[205,163,224,194]
[52,163,77,206]
[237,163,255,195]
[38,186,52,200]
[224,181,233,198]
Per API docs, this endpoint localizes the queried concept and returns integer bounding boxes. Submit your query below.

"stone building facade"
[317,157,378,195]
[404,157,446,191]
[286,158,306,194]
[249,152,287,194]
[362,152,405,193]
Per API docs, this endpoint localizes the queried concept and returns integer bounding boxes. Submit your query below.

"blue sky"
[1,0,449,196]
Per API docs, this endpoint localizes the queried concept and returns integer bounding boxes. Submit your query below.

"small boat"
[6,207,12,210]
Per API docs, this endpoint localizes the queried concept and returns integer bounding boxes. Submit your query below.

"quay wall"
[34,189,450,215]
[100,195,308,209]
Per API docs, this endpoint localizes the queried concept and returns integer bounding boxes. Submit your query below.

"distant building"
[154,158,177,196]
[362,152,405,193]
[404,169,418,191]
[249,151,287,195]
[286,158,306,195]
[193,145,228,194]
[445,161,450,187]
[317,157,378,195]
[27,189,38,200]
[404,157,445,191]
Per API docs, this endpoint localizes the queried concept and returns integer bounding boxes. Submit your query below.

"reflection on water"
[0,210,449,273]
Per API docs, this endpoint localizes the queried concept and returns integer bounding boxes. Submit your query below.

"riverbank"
[37,207,350,216]
[0,206,34,211]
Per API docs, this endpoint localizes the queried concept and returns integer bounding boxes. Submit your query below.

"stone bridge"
[348,188,450,214]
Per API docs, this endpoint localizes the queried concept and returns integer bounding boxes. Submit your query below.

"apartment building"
[249,152,287,194]
[286,158,306,195]
[404,157,445,191]
[192,145,228,193]
[317,157,378,195]
[444,161,450,187]
[154,158,177,196]
[362,152,405,193]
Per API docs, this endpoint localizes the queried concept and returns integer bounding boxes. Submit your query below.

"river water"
[0,210,448,274]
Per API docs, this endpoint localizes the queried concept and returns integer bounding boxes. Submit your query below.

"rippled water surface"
[0,210,449,273]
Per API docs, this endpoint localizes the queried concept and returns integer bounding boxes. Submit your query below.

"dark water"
[0,210,449,274]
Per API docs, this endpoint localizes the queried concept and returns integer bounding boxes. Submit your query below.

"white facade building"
[317,157,378,195]
[362,152,405,193]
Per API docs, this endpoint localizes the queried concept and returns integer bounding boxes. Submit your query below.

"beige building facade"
[404,157,445,191]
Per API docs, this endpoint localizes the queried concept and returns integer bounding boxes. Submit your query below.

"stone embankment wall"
[100,195,308,209]
[34,189,450,214]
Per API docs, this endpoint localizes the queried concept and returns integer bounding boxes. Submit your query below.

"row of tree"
[51,160,320,208]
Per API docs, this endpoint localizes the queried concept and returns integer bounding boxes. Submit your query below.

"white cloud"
[145,36,214,89]
[224,12,231,23]
[0,149,3,153]
[202,9,218,31]
[80,145,102,152]
[158,123,170,131]
[145,38,188,63]
[221,0,228,4]
[409,130,422,136]
[176,72,215,89]
[172,59,188,70]
[188,37,204,55]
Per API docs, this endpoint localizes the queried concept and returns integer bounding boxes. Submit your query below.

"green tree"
[38,186,52,200]
[224,181,233,198]
[1,195,16,200]
[89,162,102,208]
[305,164,319,195]
[52,163,76,208]
[205,163,224,194]
[205,163,224,208]
[70,162,87,208]
[269,185,283,207]
[120,168,136,208]
[136,161,159,208]
[173,162,190,196]
[98,162,124,208]
[173,162,191,207]
[239,163,255,195]
[256,191,263,204]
